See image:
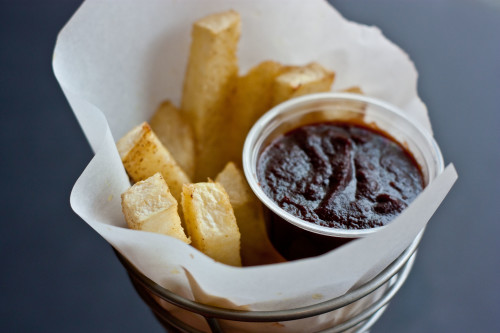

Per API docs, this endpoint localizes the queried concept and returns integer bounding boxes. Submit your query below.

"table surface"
[1,0,499,332]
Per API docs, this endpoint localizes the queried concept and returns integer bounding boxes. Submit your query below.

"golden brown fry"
[182,182,241,266]
[116,122,190,205]
[271,62,335,106]
[150,100,196,179]
[121,173,190,243]
[228,61,284,164]
[181,10,241,181]
[216,162,285,266]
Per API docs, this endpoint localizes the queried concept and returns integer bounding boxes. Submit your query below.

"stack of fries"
[117,10,362,267]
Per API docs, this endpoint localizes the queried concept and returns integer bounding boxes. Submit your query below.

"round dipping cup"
[243,93,444,260]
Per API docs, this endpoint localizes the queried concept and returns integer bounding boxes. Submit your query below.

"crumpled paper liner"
[53,0,457,331]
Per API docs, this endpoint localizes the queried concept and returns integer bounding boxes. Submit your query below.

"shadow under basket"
[114,231,422,333]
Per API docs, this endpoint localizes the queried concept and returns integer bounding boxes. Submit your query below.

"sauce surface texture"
[257,122,424,229]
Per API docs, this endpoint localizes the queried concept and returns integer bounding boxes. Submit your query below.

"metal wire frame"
[115,231,422,333]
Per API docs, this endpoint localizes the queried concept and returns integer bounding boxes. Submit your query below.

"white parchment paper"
[53,0,457,331]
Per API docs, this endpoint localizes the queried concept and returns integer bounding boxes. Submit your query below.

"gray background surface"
[1,0,499,332]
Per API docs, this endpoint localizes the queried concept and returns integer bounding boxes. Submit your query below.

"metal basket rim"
[114,230,423,322]
[128,254,416,332]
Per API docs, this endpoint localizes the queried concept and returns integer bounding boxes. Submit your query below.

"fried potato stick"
[182,182,241,266]
[116,122,190,205]
[181,10,241,180]
[121,173,190,243]
[150,100,196,179]
[272,62,335,106]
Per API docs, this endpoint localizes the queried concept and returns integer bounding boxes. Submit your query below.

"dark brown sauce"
[258,121,424,230]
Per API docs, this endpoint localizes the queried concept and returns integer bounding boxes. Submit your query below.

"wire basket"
[114,230,422,333]
[116,239,419,332]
